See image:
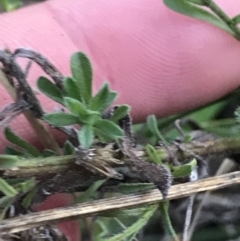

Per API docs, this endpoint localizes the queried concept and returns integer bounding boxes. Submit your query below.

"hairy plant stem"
[1,136,240,180]
[160,201,179,241]
[202,0,240,40]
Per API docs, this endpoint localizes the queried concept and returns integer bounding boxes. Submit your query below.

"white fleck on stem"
[182,168,198,241]
[187,158,235,240]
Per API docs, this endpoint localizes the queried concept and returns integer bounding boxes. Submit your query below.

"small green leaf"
[63,77,81,100]
[114,183,154,194]
[4,146,24,156]
[4,127,41,157]
[13,178,35,193]
[1,0,22,12]
[64,97,100,124]
[110,105,131,123]
[185,0,204,5]
[64,140,75,155]
[37,76,64,104]
[105,205,158,241]
[42,149,56,157]
[232,14,240,26]
[76,180,106,203]
[0,177,18,197]
[94,127,112,143]
[22,186,38,208]
[145,144,163,164]
[70,52,92,104]
[170,158,197,178]
[146,115,167,143]
[102,207,148,218]
[163,0,234,36]
[94,119,124,139]
[64,97,89,116]
[78,125,94,149]
[90,82,118,113]
[0,155,19,169]
[44,112,79,126]
[0,196,15,220]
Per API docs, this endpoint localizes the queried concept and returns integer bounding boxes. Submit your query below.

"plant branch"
[1,170,240,235]
[160,201,179,241]
[1,136,240,190]
[202,0,240,40]
[0,50,62,154]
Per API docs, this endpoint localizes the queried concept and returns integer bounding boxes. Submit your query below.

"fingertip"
[32,193,81,241]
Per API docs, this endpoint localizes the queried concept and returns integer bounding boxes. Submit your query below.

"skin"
[1,0,240,240]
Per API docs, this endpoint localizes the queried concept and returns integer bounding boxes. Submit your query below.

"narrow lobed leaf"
[146,115,167,143]
[70,52,93,104]
[170,158,197,178]
[232,14,240,26]
[94,127,113,143]
[37,76,64,104]
[94,119,124,139]
[76,180,106,203]
[78,125,94,149]
[44,112,79,127]
[90,82,117,114]
[64,97,89,116]
[4,146,24,156]
[64,97,100,125]
[185,0,204,5]
[4,127,41,157]
[63,77,81,101]
[145,144,163,164]
[163,0,234,36]
[63,140,75,155]
[42,149,57,157]
[104,205,158,241]
[0,177,18,197]
[110,105,131,123]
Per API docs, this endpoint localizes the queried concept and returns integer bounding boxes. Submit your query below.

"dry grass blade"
[1,170,240,235]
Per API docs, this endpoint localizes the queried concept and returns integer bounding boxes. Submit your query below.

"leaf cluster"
[38,52,130,149]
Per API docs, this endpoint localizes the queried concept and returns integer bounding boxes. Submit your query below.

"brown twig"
[0,50,62,154]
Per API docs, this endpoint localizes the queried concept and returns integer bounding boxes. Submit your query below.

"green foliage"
[0,0,21,12]
[145,144,196,178]
[159,201,179,241]
[90,82,117,114]
[75,179,106,203]
[78,125,94,149]
[63,77,81,100]
[112,183,154,195]
[94,119,124,139]
[110,105,131,123]
[145,144,164,164]
[70,52,93,105]
[147,114,167,143]
[103,205,158,241]
[163,0,234,36]
[0,177,18,197]
[37,76,64,105]
[44,112,79,126]
[63,140,75,155]
[4,127,41,157]
[38,52,130,149]
[170,158,197,178]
